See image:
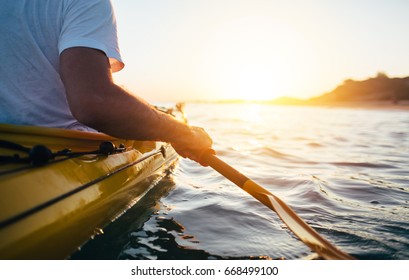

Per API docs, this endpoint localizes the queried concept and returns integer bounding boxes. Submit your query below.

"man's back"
[0,0,122,130]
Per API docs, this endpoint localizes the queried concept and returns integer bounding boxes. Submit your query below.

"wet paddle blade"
[202,152,354,260]
[242,180,355,260]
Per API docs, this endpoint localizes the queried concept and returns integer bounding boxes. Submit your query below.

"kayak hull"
[0,123,179,259]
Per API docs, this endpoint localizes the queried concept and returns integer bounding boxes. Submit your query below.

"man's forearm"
[60,47,210,156]
[75,83,192,143]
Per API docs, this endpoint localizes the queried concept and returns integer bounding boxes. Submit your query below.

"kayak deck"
[0,121,179,259]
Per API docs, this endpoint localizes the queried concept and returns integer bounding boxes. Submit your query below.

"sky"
[111,0,409,102]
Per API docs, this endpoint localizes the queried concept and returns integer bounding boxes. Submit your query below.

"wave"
[329,162,397,169]
[307,142,325,148]
[249,146,297,160]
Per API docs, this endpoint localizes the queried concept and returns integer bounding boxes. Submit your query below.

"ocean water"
[72,103,409,260]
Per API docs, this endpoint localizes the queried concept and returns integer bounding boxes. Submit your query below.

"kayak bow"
[0,106,183,259]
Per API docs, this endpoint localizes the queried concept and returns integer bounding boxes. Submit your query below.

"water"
[72,103,409,260]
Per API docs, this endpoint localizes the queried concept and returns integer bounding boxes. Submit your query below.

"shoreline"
[189,100,409,111]
[302,100,409,111]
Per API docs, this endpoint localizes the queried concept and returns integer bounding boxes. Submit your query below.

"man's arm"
[60,47,212,161]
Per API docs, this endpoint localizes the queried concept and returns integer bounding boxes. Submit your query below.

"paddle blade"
[201,152,354,260]
[242,180,355,260]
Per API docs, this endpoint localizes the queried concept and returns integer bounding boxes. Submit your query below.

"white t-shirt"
[0,0,124,130]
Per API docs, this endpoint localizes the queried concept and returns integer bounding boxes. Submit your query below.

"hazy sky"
[111,0,409,102]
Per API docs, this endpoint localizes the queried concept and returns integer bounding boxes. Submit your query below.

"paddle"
[200,150,355,260]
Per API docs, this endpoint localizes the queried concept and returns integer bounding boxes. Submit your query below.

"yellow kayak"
[0,107,181,259]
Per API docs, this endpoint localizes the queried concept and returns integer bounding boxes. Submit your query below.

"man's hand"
[170,126,213,164]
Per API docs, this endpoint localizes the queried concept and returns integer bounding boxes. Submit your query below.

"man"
[0,0,212,163]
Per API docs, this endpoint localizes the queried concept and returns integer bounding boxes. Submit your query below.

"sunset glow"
[112,0,409,102]
[195,16,313,101]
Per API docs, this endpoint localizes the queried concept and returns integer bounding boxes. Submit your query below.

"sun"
[218,63,291,101]
[197,15,311,101]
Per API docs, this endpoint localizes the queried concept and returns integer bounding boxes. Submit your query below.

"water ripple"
[73,103,409,260]
[330,161,397,169]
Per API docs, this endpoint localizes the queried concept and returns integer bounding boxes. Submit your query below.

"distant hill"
[307,73,409,104]
[269,73,409,105]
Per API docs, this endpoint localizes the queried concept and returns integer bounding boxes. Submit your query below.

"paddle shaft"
[201,152,354,260]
